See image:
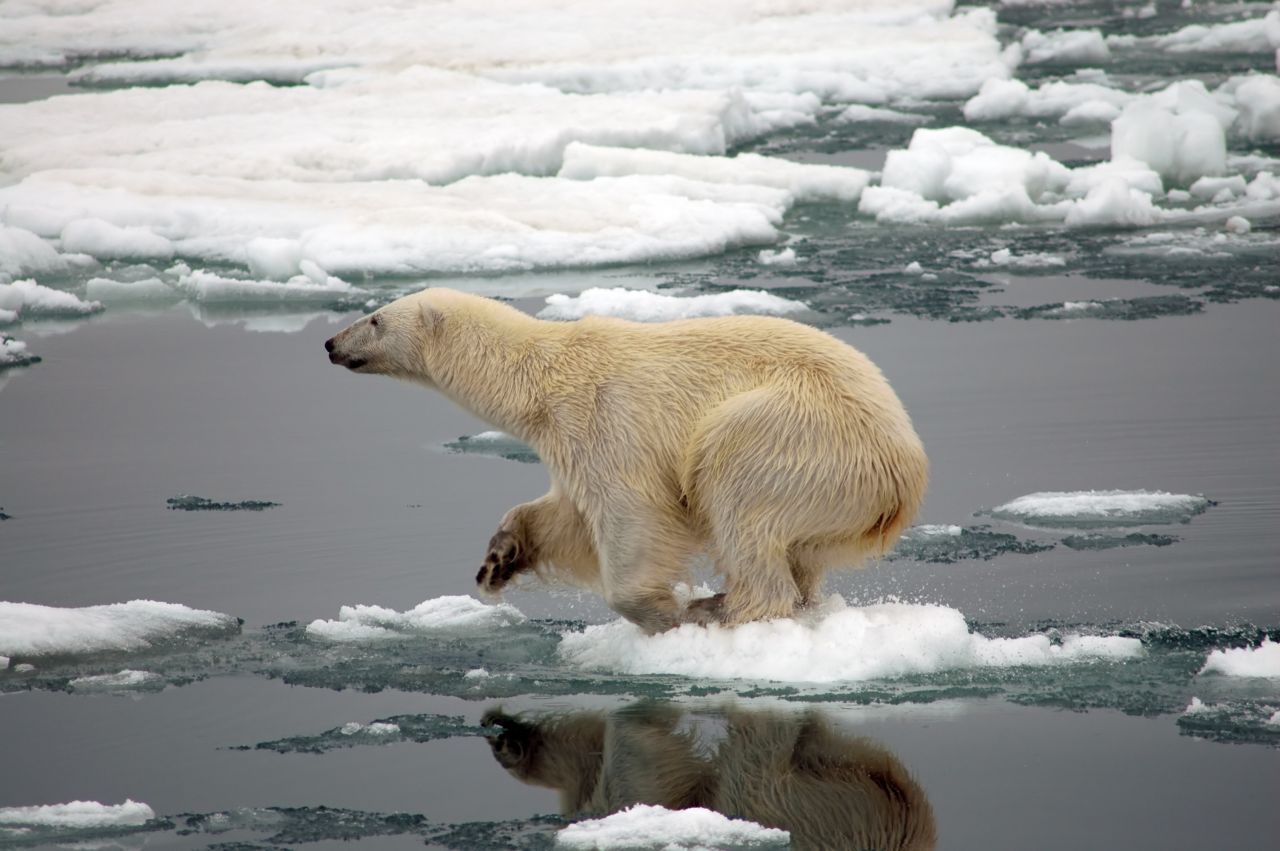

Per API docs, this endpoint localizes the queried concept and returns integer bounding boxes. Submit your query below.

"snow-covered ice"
[339,721,401,736]
[0,279,102,318]
[557,596,1143,683]
[1200,639,1280,678]
[305,595,527,641]
[68,669,163,691]
[443,431,540,464]
[0,800,155,828]
[555,804,788,850]
[0,336,40,369]
[1020,28,1110,65]
[987,490,1213,528]
[538,288,808,322]
[757,248,798,267]
[0,600,240,659]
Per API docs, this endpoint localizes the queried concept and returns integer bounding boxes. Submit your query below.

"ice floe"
[1147,9,1280,54]
[986,490,1213,528]
[1200,639,1280,678]
[538,287,808,322]
[0,800,155,828]
[0,279,102,318]
[0,600,240,659]
[1019,28,1110,65]
[555,804,788,850]
[306,595,527,642]
[0,336,41,370]
[757,247,798,267]
[442,431,540,464]
[69,669,163,692]
[557,596,1144,683]
[166,495,280,511]
[0,225,67,281]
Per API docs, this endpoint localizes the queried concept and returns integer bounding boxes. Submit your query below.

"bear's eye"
[370,316,380,328]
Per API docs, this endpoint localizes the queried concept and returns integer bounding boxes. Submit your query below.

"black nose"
[324,337,335,353]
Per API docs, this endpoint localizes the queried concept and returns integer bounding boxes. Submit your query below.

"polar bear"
[482,703,937,850]
[325,288,926,632]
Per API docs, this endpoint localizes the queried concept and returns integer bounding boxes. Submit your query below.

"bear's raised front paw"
[476,529,530,594]
[681,592,727,627]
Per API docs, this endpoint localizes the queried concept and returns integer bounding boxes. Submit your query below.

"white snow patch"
[538,287,807,322]
[0,225,66,281]
[305,595,526,642]
[0,600,239,659]
[989,490,1212,527]
[558,596,1143,683]
[0,279,102,318]
[340,721,401,736]
[0,800,155,828]
[560,143,869,203]
[555,804,788,850]
[1200,639,1280,678]
[757,248,797,267]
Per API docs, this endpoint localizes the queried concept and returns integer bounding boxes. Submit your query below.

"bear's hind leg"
[596,510,694,634]
[477,489,599,594]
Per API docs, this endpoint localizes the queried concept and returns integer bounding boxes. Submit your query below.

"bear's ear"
[421,302,444,334]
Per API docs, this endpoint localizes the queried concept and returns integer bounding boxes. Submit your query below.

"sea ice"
[1020,28,1110,65]
[1149,10,1280,54]
[557,596,1143,683]
[834,104,930,125]
[0,279,102,318]
[987,490,1214,528]
[537,288,808,322]
[0,800,154,828]
[0,336,41,370]
[757,248,798,267]
[0,600,240,659]
[442,432,540,464]
[1199,639,1280,678]
[0,225,66,281]
[85,276,179,303]
[69,669,163,691]
[977,248,1066,268]
[555,804,788,850]
[305,595,527,641]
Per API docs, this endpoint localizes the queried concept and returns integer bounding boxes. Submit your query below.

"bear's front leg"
[476,490,599,594]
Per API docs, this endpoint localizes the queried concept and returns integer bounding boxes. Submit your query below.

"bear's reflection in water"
[482,702,936,850]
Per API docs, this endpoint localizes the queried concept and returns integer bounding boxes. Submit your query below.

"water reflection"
[482,701,936,850]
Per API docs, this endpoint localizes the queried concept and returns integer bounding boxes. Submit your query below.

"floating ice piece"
[69,669,163,691]
[240,714,478,754]
[0,279,103,318]
[556,804,788,850]
[963,78,1135,124]
[1020,28,1110,65]
[1060,532,1178,551]
[306,595,527,642]
[0,600,240,659]
[1150,10,1280,54]
[0,336,41,370]
[1176,696,1280,746]
[987,490,1213,528]
[166,495,280,511]
[1063,178,1160,227]
[1200,639,1280,678]
[1225,216,1252,235]
[1112,101,1226,186]
[977,248,1066,268]
[0,800,155,828]
[174,267,362,304]
[834,104,929,125]
[1225,75,1280,142]
[890,525,1053,563]
[85,276,179,302]
[538,288,807,322]
[0,225,66,281]
[558,596,1143,683]
[340,721,400,736]
[757,248,797,267]
[443,431,540,464]
[559,143,869,203]
[61,218,175,261]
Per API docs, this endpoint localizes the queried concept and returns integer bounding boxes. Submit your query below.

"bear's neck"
[428,302,572,442]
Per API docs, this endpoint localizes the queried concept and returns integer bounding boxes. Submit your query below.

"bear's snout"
[324,337,336,353]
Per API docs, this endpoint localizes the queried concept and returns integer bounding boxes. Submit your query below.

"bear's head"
[324,290,443,383]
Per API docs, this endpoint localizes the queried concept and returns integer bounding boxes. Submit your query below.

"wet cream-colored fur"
[326,288,927,632]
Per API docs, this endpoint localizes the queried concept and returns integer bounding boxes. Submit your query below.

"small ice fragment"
[0,655,8,669]
[464,668,490,679]
[1200,639,1280,678]
[1224,216,1251,235]
[987,490,1213,528]
[1183,696,1209,715]
[443,431,539,464]
[0,336,42,370]
[904,261,923,274]
[0,800,155,828]
[69,670,161,691]
[0,279,102,318]
[1267,710,1280,726]
[757,247,797,267]
[555,804,789,850]
[13,663,36,673]
[306,595,526,642]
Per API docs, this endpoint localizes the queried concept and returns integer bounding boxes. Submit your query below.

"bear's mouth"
[328,352,368,371]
